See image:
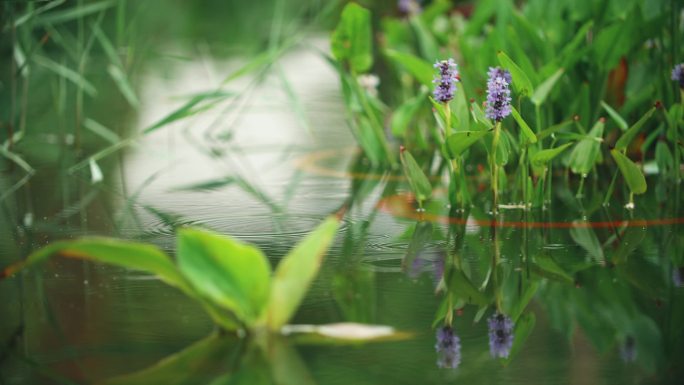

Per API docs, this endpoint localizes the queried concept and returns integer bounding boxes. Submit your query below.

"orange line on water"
[294,147,683,229]
[376,193,684,229]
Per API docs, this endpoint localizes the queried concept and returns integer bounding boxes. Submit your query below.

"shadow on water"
[1,1,684,385]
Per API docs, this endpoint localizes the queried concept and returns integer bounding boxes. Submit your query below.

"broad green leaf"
[531,68,564,106]
[445,130,490,159]
[600,101,628,131]
[568,119,604,175]
[391,90,427,137]
[530,142,573,166]
[11,238,191,294]
[510,106,537,143]
[100,334,236,385]
[503,313,536,365]
[177,228,272,324]
[385,49,434,87]
[614,107,656,151]
[448,269,489,306]
[399,149,433,204]
[611,150,647,194]
[496,51,534,96]
[331,3,373,73]
[267,216,341,330]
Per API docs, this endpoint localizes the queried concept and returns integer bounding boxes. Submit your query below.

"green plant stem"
[677,91,683,183]
[602,169,619,206]
[491,121,502,213]
[576,175,585,198]
[351,71,395,166]
[445,104,464,208]
[492,226,502,312]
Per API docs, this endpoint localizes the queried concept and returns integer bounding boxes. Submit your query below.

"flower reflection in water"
[488,313,514,358]
[435,326,461,369]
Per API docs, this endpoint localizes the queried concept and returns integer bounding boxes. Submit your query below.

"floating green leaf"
[611,149,647,194]
[177,228,272,324]
[267,216,341,330]
[331,3,373,73]
[399,149,433,204]
[497,51,534,96]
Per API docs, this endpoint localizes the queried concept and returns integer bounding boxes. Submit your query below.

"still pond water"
[1,4,683,385]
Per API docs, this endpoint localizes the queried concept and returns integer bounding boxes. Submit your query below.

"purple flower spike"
[433,59,459,104]
[672,63,684,89]
[485,66,512,121]
[487,313,514,358]
[398,0,422,15]
[435,326,461,369]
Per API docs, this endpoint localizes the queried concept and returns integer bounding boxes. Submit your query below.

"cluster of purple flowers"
[487,312,514,358]
[435,326,462,369]
[672,63,684,89]
[398,0,421,15]
[485,67,512,121]
[433,59,460,103]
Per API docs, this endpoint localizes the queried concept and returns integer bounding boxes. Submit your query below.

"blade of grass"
[33,0,115,26]
[32,55,97,96]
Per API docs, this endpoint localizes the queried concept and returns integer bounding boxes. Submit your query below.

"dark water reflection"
[1,2,684,385]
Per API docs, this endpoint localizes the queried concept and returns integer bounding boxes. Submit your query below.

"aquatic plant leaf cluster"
[4,216,342,332]
[331,0,683,211]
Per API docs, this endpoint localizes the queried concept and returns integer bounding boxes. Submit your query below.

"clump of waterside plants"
[1,213,402,343]
[331,1,683,212]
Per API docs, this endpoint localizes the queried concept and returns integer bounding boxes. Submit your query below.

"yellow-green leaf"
[267,216,341,330]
